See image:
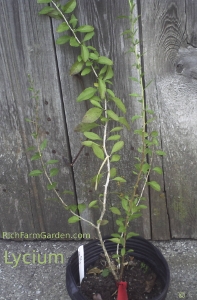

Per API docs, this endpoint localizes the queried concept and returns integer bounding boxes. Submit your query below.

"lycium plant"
[26,0,166,282]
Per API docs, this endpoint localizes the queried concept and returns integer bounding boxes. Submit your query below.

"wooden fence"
[0,0,197,240]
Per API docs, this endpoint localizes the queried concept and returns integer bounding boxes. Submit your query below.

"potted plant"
[27,0,170,299]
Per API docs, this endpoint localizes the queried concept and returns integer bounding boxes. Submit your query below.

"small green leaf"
[74,122,98,132]
[56,22,69,32]
[110,207,121,215]
[111,97,126,114]
[56,35,70,45]
[68,216,80,223]
[70,61,84,75]
[83,31,95,42]
[107,135,121,141]
[82,108,102,123]
[151,131,158,137]
[81,45,89,62]
[99,65,108,75]
[81,68,91,76]
[131,115,141,122]
[92,143,104,160]
[70,36,80,47]
[129,76,139,82]
[121,248,126,256]
[97,220,109,226]
[47,182,57,190]
[77,87,97,102]
[62,0,76,13]
[147,181,161,191]
[78,203,86,213]
[106,89,115,97]
[81,141,93,147]
[50,168,59,177]
[126,232,139,239]
[31,152,41,161]
[98,78,106,99]
[69,14,78,28]
[111,141,124,154]
[76,25,94,32]
[39,7,54,15]
[110,154,121,162]
[107,110,119,121]
[84,132,101,140]
[153,167,163,174]
[47,160,59,164]
[156,150,166,156]
[26,146,36,152]
[97,56,113,65]
[142,163,150,174]
[29,170,43,177]
[89,53,99,60]
[108,238,120,244]
[25,118,33,122]
[37,0,51,3]
[89,200,98,208]
[118,117,130,129]
[40,139,47,151]
[90,99,102,108]
[103,66,114,80]
[110,168,117,178]
[110,127,123,132]
[112,177,126,182]
[101,268,110,277]
[130,93,141,97]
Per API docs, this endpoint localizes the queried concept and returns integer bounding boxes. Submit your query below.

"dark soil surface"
[81,254,164,300]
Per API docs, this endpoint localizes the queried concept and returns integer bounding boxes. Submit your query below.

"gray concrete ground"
[0,239,196,300]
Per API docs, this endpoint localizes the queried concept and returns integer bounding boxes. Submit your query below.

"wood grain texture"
[140,0,197,238]
[0,0,80,238]
[51,0,151,238]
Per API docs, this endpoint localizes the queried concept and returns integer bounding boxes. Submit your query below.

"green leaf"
[77,87,97,102]
[130,93,141,97]
[39,7,54,15]
[76,25,94,32]
[31,152,41,161]
[110,127,123,132]
[89,200,98,208]
[26,146,36,152]
[68,216,80,223]
[112,177,126,182]
[81,45,89,62]
[110,168,117,178]
[82,108,102,123]
[62,0,76,13]
[50,168,59,177]
[98,78,106,99]
[40,139,47,151]
[56,22,69,32]
[56,35,70,45]
[25,118,33,122]
[131,115,141,122]
[111,97,126,114]
[111,141,124,154]
[83,31,95,42]
[81,68,91,76]
[99,65,108,75]
[29,170,43,177]
[78,203,86,213]
[147,181,161,191]
[142,163,150,174]
[70,36,80,47]
[37,0,51,3]
[121,248,126,256]
[107,135,121,141]
[97,220,109,226]
[92,143,104,160]
[47,10,62,20]
[70,61,84,75]
[118,117,130,129]
[81,141,93,147]
[129,76,139,82]
[47,182,57,190]
[69,14,78,28]
[153,167,163,174]
[126,232,139,239]
[151,131,158,137]
[101,268,110,277]
[103,66,114,80]
[156,150,166,156]
[110,154,121,162]
[97,56,113,65]
[84,132,101,140]
[110,207,121,215]
[74,122,98,132]
[107,110,119,121]
[108,238,120,244]
[106,89,115,97]
[121,198,128,211]
[47,160,59,164]
[90,99,102,108]
[89,53,99,60]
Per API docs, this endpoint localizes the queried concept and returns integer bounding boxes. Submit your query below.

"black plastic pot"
[66,236,170,300]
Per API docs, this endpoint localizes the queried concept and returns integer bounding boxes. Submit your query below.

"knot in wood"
[176,63,183,74]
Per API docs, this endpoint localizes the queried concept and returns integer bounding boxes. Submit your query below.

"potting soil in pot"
[80,254,164,300]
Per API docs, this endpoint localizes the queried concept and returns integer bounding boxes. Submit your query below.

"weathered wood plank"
[52,0,151,238]
[0,0,80,238]
[140,0,197,239]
